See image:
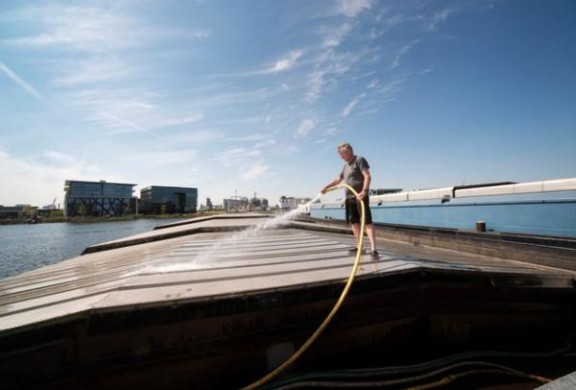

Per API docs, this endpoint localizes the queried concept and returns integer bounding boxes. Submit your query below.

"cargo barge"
[310,177,576,237]
[0,213,575,389]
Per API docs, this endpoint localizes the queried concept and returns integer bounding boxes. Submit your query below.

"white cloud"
[270,50,304,73]
[340,94,365,117]
[427,9,454,31]
[248,50,304,75]
[306,49,360,102]
[296,119,316,137]
[242,163,270,180]
[377,77,408,98]
[367,79,379,89]
[336,0,374,18]
[321,23,353,48]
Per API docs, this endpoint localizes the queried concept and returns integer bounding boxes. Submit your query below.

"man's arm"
[321,176,343,194]
[358,169,371,200]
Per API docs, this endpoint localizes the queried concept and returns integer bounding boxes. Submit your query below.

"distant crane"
[42,197,58,210]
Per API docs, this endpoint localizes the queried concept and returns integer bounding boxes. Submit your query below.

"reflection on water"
[0,219,185,280]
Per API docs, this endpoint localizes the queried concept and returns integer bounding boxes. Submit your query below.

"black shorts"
[345,197,373,225]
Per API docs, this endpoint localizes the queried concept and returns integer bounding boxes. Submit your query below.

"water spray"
[241,183,366,390]
[132,194,324,275]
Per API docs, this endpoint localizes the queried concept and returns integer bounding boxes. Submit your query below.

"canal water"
[0,218,185,280]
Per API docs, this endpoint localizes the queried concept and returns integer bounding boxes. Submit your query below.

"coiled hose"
[240,184,366,390]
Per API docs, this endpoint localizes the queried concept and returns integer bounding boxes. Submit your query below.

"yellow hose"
[241,184,366,390]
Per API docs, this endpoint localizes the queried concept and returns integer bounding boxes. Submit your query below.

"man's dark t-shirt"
[340,156,370,199]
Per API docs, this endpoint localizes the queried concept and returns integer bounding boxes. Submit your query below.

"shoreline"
[0,211,227,226]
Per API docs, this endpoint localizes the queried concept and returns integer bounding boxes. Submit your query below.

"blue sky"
[1,0,575,208]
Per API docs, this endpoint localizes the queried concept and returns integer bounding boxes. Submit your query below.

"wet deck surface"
[1,214,575,333]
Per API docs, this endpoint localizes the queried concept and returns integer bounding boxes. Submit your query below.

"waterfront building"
[139,186,197,214]
[64,180,136,217]
[0,205,36,221]
[223,198,248,212]
[223,197,269,212]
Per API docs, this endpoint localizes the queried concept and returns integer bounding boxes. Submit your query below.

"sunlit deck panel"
[93,260,418,311]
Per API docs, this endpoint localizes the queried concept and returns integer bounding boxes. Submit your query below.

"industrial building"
[139,186,197,214]
[64,180,136,217]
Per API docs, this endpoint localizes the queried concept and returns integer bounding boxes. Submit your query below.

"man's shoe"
[348,247,366,254]
[370,250,379,259]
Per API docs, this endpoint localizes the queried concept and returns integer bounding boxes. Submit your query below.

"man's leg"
[365,224,376,251]
[351,223,361,246]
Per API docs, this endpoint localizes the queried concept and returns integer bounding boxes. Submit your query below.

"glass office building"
[140,186,198,214]
[64,180,136,217]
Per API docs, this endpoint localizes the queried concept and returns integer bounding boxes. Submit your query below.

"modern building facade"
[64,180,136,217]
[140,186,197,214]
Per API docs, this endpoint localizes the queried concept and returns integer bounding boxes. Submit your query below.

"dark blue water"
[0,219,185,280]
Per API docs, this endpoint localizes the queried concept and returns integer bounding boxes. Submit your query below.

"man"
[321,143,379,259]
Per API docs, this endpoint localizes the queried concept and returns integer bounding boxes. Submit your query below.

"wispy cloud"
[267,50,304,73]
[336,0,375,18]
[340,93,366,117]
[63,87,203,135]
[321,22,354,48]
[43,150,78,166]
[389,39,420,70]
[218,148,262,167]
[156,113,205,128]
[5,6,143,52]
[306,49,364,102]
[53,56,132,86]
[243,163,270,180]
[295,118,316,137]
[168,129,225,144]
[184,87,274,110]
[4,4,211,52]
[426,9,455,31]
[98,112,163,141]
